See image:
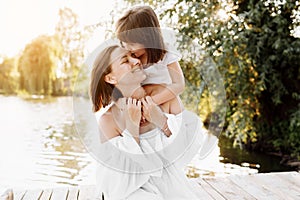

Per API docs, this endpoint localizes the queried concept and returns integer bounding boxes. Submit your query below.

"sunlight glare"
[0,0,116,57]
[217,9,230,22]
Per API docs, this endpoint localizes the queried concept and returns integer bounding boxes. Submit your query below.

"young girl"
[115,5,185,106]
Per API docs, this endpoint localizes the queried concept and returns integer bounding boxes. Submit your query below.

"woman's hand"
[124,97,142,139]
[141,96,167,129]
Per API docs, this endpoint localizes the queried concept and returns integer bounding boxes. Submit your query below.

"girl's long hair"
[116,6,165,64]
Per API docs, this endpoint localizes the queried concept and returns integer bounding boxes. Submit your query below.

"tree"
[124,0,300,158]
[18,35,63,95]
[55,7,101,95]
[0,56,18,94]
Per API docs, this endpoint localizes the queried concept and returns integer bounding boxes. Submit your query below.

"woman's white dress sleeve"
[158,110,206,169]
[94,130,163,200]
[94,110,206,199]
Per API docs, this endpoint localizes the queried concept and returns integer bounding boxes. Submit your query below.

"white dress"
[93,107,206,200]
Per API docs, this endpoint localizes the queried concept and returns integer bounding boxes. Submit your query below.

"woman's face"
[121,42,146,58]
[108,47,146,85]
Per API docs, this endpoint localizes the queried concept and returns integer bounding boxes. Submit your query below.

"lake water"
[0,95,292,189]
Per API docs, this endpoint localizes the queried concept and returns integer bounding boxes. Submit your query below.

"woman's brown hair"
[89,45,122,112]
[115,6,165,64]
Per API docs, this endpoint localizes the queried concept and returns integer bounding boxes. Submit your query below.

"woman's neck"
[119,85,146,100]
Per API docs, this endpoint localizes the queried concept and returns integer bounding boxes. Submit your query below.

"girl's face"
[107,47,146,85]
[121,42,146,58]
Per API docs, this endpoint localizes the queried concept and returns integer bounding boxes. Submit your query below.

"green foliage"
[271,110,300,160]
[18,35,63,95]
[0,56,18,94]
[124,0,300,158]
[55,7,86,95]
[2,7,113,96]
[55,7,111,96]
[239,0,300,158]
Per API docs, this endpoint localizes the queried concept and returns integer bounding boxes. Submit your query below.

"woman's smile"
[131,65,142,73]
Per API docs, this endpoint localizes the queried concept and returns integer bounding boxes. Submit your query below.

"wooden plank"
[50,187,68,200]
[253,173,300,200]
[22,189,43,200]
[272,171,300,188]
[228,175,281,200]
[67,187,79,200]
[77,185,96,200]
[12,190,26,200]
[204,177,256,200]
[198,178,226,200]
[189,179,215,200]
[7,172,300,200]
[39,188,52,200]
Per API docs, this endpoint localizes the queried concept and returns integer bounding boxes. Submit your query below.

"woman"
[90,44,205,199]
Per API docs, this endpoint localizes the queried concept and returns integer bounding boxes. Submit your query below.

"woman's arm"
[98,113,122,143]
[99,99,141,144]
[141,95,183,137]
[141,96,170,136]
[123,98,142,144]
[151,61,185,105]
[96,106,164,199]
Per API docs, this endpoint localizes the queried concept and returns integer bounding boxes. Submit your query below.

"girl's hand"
[141,96,167,129]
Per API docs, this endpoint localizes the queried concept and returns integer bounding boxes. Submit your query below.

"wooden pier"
[2,171,299,200]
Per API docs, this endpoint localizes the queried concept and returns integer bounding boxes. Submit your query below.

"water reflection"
[218,135,293,173]
[0,95,96,189]
[36,123,91,186]
[186,136,259,178]
[0,95,292,189]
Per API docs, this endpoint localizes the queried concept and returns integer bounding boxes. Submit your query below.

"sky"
[0,0,118,57]
[1,0,298,58]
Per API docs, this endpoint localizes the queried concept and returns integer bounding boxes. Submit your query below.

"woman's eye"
[120,41,125,48]
[121,59,128,64]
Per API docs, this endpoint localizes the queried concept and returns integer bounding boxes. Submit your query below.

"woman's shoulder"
[98,109,121,143]
[98,111,113,126]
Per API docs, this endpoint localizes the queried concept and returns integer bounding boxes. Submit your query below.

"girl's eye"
[131,53,137,58]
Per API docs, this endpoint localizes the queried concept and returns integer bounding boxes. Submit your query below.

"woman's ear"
[104,74,117,84]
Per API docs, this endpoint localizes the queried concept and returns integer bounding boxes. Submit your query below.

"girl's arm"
[151,61,185,105]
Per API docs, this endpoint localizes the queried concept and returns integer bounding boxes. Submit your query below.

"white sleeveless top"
[142,48,181,85]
